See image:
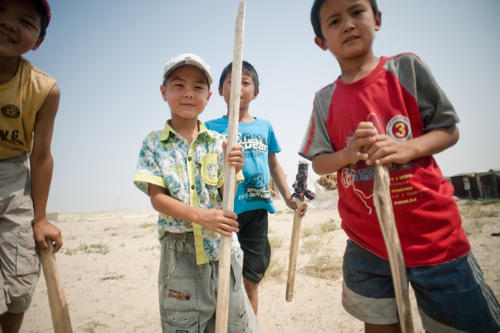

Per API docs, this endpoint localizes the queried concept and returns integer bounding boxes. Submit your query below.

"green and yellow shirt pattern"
[134,120,241,264]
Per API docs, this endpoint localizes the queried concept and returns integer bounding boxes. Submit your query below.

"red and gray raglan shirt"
[299,53,470,267]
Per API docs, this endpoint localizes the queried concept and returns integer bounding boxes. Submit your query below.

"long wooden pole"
[39,239,73,333]
[286,197,305,301]
[373,165,414,333]
[215,2,246,332]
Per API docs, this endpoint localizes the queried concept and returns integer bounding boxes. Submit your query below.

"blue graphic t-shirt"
[205,116,281,214]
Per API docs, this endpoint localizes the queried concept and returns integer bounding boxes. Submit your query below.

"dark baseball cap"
[38,0,51,26]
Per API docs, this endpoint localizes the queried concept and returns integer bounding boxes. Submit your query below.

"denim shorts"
[0,153,40,314]
[342,239,500,332]
[158,232,260,333]
[237,209,271,283]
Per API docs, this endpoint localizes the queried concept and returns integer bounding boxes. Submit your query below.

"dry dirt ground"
[22,196,500,332]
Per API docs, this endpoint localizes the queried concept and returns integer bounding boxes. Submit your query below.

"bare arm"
[268,153,291,201]
[366,126,459,167]
[31,84,62,252]
[148,184,239,236]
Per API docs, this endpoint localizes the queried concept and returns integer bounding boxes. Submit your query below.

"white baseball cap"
[162,53,212,85]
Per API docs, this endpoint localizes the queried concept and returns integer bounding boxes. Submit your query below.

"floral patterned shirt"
[134,120,242,264]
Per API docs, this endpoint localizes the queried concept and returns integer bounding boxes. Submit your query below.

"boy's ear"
[375,11,382,31]
[31,36,45,51]
[314,36,328,51]
[160,85,168,102]
[253,89,259,99]
[218,87,223,96]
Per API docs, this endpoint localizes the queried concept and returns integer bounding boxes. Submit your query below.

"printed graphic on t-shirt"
[386,115,412,141]
[237,132,271,202]
[239,132,268,156]
[0,104,24,146]
[238,172,272,202]
[1,104,20,119]
[341,162,418,214]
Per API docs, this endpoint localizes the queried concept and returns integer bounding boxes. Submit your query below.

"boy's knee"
[243,278,259,295]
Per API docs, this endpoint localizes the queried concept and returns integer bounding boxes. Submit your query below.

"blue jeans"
[342,239,500,332]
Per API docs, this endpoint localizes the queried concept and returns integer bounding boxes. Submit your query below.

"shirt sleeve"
[411,55,459,132]
[298,89,336,160]
[133,132,166,195]
[267,122,281,154]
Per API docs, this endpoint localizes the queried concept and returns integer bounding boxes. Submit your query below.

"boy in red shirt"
[300,0,500,332]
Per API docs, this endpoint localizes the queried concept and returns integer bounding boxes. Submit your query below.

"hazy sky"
[26,1,500,212]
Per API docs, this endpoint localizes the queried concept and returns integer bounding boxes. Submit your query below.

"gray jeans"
[159,232,261,332]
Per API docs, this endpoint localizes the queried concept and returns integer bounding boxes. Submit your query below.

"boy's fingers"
[218,221,238,233]
[36,237,48,250]
[217,228,233,237]
[222,210,238,220]
[53,237,63,252]
[224,217,239,227]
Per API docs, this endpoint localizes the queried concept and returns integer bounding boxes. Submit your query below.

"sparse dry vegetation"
[301,226,315,237]
[460,200,499,219]
[265,256,285,280]
[319,218,338,233]
[301,238,322,254]
[63,242,110,255]
[269,236,283,249]
[302,254,342,280]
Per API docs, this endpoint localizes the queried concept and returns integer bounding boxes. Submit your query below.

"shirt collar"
[160,120,216,142]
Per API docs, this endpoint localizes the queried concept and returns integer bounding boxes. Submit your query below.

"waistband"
[0,152,28,163]
[163,231,195,243]
[164,229,207,265]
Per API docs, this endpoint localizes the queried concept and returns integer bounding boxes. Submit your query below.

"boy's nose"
[183,89,194,98]
[343,18,355,32]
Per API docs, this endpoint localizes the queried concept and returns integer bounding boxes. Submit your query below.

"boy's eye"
[21,19,36,28]
[329,18,339,26]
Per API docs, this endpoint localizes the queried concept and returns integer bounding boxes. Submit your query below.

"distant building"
[449,170,500,199]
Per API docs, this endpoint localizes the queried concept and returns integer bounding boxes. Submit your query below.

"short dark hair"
[218,60,260,92]
[32,0,49,38]
[311,0,379,40]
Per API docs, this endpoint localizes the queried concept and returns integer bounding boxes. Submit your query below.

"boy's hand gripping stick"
[369,114,414,333]
[286,161,315,301]
[40,239,74,333]
[215,2,246,332]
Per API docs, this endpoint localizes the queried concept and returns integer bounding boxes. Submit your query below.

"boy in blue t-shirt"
[205,61,307,314]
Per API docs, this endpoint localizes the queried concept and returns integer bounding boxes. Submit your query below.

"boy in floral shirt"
[134,53,260,332]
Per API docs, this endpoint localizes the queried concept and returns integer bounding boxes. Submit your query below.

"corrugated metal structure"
[449,170,500,199]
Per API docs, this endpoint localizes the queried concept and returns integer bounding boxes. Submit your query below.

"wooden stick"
[215,2,246,332]
[286,197,304,301]
[39,239,73,333]
[373,165,414,333]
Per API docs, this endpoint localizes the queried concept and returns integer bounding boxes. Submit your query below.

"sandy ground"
[22,192,500,332]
